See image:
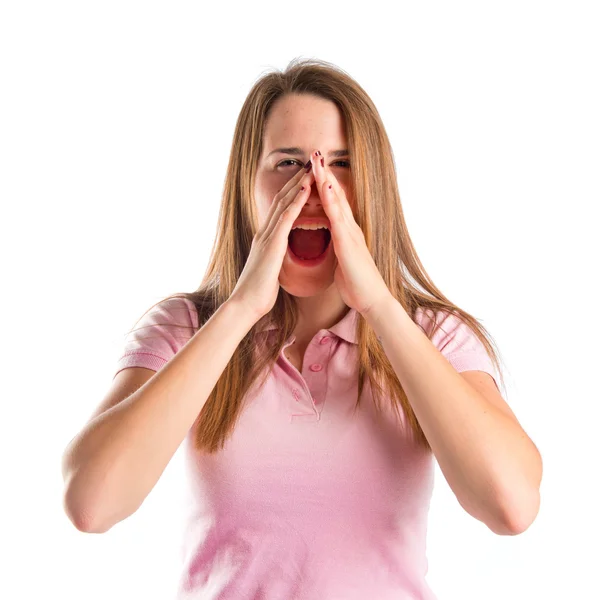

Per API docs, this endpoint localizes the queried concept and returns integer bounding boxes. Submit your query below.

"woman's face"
[254,93,354,298]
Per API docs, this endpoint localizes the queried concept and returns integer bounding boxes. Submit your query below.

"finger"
[323,175,355,228]
[279,160,313,199]
[259,164,312,234]
[269,178,312,249]
[312,153,354,225]
[328,176,354,224]
[263,169,314,240]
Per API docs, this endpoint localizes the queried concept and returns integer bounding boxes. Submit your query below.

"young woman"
[62,58,542,599]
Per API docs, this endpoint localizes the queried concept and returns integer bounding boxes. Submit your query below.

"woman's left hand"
[310,150,392,316]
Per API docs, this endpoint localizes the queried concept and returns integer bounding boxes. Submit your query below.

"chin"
[279,268,335,298]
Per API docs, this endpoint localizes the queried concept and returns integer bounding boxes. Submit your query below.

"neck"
[293,284,349,343]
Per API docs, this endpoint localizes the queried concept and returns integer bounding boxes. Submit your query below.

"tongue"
[289,229,328,260]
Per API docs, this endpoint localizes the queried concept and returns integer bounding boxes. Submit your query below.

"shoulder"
[413,306,467,344]
[115,296,199,375]
[135,296,199,331]
[413,305,497,375]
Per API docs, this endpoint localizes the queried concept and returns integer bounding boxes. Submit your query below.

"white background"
[2,1,598,598]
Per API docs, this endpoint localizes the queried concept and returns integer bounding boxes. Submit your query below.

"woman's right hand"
[229,163,315,322]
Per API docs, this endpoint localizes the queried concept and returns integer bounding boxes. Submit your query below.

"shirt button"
[320,336,331,345]
[309,364,322,372]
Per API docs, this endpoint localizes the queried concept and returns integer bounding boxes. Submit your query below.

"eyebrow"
[265,147,349,159]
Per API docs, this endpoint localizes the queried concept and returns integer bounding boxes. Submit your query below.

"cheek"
[255,183,278,226]
[256,174,289,212]
[340,184,356,213]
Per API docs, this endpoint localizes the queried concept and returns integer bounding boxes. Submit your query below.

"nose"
[304,185,322,208]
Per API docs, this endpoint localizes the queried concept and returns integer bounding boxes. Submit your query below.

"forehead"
[262,94,347,151]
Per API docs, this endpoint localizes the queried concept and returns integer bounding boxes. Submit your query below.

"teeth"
[292,224,329,231]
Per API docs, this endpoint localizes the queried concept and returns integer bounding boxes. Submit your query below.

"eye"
[277,159,351,167]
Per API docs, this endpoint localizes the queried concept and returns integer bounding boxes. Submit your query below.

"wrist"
[222,297,263,330]
[361,291,397,332]
[361,289,394,320]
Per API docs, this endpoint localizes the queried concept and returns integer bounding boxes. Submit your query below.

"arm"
[363,294,542,536]
[62,299,256,534]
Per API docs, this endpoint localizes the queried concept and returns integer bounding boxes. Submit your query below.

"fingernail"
[304,159,312,172]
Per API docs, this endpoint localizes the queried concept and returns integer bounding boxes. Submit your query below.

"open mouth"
[288,227,331,261]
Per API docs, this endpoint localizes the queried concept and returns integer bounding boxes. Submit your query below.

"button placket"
[288,332,334,422]
[304,333,333,419]
[283,337,314,417]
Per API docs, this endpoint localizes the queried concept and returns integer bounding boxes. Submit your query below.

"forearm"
[363,294,541,535]
[63,298,257,533]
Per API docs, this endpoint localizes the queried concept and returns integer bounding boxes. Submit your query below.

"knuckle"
[254,229,267,244]
[280,208,294,222]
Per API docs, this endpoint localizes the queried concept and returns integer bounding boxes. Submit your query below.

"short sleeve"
[113,297,199,380]
[414,307,499,389]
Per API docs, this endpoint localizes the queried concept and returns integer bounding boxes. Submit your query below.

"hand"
[229,164,315,321]
[309,150,392,316]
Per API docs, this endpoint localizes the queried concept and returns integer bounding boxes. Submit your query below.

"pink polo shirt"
[114,296,499,599]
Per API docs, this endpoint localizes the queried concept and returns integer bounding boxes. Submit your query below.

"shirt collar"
[257,306,359,345]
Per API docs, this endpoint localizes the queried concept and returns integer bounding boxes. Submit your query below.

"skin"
[254,93,356,350]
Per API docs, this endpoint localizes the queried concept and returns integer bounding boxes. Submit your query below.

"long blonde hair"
[128,57,507,454]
